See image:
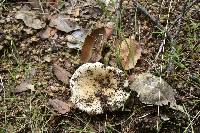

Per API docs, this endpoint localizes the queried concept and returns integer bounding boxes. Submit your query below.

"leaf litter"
[81,27,107,63]
[40,26,57,39]
[130,73,184,112]
[14,81,35,93]
[66,29,87,49]
[1,2,198,132]
[52,62,71,84]
[15,5,46,29]
[119,36,142,70]
[49,15,80,33]
[48,99,73,114]
[13,68,36,93]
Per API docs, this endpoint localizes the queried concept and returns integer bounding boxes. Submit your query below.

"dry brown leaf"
[81,28,107,63]
[119,37,142,70]
[49,15,80,33]
[14,81,35,93]
[48,99,73,114]
[53,63,71,84]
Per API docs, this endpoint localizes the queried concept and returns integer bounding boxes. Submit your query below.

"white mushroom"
[70,62,130,114]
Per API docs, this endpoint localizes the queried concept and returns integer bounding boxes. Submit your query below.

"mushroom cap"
[70,62,130,114]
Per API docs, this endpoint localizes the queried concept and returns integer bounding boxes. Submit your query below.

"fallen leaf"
[40,27,57,39]
[119,36,142,70]
[66,29,87,49]
[48,99,73,114]
[49,15,80,33]
[81,28,107,63]
[15,6,46,29]
[130,73,184,112]
[53,63,71,84]
[14,81,35,93]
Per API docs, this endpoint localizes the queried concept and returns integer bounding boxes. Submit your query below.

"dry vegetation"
[0,0,199,132]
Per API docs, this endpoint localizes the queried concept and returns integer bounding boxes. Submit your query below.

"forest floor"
[0,0,199,132]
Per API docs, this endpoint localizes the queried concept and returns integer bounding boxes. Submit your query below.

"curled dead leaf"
[81,28,107,63]
[53,63,71,84]
[48,99,73,114]
[119,37,142,70]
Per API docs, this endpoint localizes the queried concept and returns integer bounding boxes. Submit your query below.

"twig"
[133,0,173,41]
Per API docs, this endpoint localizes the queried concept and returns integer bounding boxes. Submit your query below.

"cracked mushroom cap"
[70,62,130,114]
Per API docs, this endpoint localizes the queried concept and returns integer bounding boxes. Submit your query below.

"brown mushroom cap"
[70,62,130,114]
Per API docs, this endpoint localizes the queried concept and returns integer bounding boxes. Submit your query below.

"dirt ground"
[0,0,199,132]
